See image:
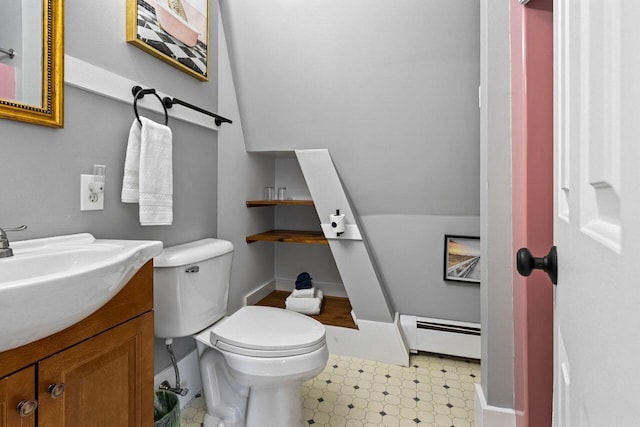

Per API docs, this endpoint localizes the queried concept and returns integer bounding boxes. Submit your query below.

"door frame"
[510,1,555,426]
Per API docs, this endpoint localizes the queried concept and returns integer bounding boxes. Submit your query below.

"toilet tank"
[153,238,234,339]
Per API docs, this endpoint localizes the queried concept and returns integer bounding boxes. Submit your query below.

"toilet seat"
[215,338,326,358]
[206,306,326,358]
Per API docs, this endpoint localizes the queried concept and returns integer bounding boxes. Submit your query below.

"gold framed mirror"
[0,0,64,128]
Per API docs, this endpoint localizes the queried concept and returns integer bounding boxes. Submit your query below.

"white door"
[554,1,640,425]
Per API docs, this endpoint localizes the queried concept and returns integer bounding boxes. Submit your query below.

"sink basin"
[0,233,162,353]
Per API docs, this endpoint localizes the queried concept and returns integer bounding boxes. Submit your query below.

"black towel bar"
[162,96,232,127]
[131,85,232,127]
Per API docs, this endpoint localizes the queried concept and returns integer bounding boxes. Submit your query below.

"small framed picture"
[444,235,481,284]
[126,0,209,81]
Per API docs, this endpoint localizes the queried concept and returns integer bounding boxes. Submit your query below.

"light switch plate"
[80,174,104,211]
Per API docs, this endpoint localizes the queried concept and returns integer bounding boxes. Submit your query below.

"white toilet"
[153,239,329,427]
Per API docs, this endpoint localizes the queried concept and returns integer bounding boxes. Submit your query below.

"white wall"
[220,0,481,322]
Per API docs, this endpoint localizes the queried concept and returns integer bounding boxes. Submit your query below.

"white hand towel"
[121,117,173,225]
[285,290,324,315]
[139,117,173,225]
[121,119,142,203]
[291,287,315,298]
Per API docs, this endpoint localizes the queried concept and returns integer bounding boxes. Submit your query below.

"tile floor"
[181,395,205,427]
[180,352,481,427]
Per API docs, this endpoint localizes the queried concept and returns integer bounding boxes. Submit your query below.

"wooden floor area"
[255,290,358,330]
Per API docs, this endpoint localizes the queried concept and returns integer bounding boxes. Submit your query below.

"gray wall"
[480,0,514,409]
[216,17,276,315]
[1,0,221,372]
[220,0,481,322]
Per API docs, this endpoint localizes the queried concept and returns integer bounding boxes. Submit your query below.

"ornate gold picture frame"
[0,0,64,128]
[126,0,209,81]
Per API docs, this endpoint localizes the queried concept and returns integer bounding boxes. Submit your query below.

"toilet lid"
[209,306,326,357]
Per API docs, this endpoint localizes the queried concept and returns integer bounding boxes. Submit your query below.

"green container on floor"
[154,390,181,427]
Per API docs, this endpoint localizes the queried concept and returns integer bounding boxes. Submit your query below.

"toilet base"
[195,332,328,427]
[203,413,243,427]
[202,382,305,427]
[245,383,303,427]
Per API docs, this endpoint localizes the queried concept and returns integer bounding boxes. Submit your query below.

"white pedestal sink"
[0,233,162,353]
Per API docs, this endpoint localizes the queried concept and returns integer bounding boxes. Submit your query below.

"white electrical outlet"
[80,174,104,211]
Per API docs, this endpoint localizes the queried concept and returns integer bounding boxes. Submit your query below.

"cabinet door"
[0,366,36,427]
[38,313,154,427]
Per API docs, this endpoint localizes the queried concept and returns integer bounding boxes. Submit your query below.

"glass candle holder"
[264,186,275,200]
[277,187,287,200]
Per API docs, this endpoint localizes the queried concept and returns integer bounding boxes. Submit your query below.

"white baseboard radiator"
[400,315,481,360]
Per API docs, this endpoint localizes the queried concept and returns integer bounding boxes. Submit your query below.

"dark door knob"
[516,246,558,285]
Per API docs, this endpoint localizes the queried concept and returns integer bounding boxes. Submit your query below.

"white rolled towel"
[290,287,315,298]
[286,290,324,315]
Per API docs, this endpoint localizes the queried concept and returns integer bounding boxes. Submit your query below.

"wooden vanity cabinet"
[0,366,36,427]
[0,261,155,427]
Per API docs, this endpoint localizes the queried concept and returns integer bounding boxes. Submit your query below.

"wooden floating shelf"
[246,200,315,207]
[246,229,328,244]
[255,290,358,330]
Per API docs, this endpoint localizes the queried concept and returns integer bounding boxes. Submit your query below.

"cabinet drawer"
[37,312,154,427]
[0,365,36,427]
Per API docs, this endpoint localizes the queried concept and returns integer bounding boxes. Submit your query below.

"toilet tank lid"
[154,238,233,267]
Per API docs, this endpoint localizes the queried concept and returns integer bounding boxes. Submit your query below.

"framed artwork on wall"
[126,0,209,81]
[443,235,481,284]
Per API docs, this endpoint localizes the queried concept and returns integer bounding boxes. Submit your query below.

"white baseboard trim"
[400,315,481,360]
[243,279,276,306]
[325,313,410,366]
[154,349,202,409]
[474,384,516,427]
[275,278,348,298]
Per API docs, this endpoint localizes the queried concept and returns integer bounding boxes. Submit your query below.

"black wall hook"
[132,86,169,126]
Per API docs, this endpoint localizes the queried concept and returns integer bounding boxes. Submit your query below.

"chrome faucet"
[0,225,27,258]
